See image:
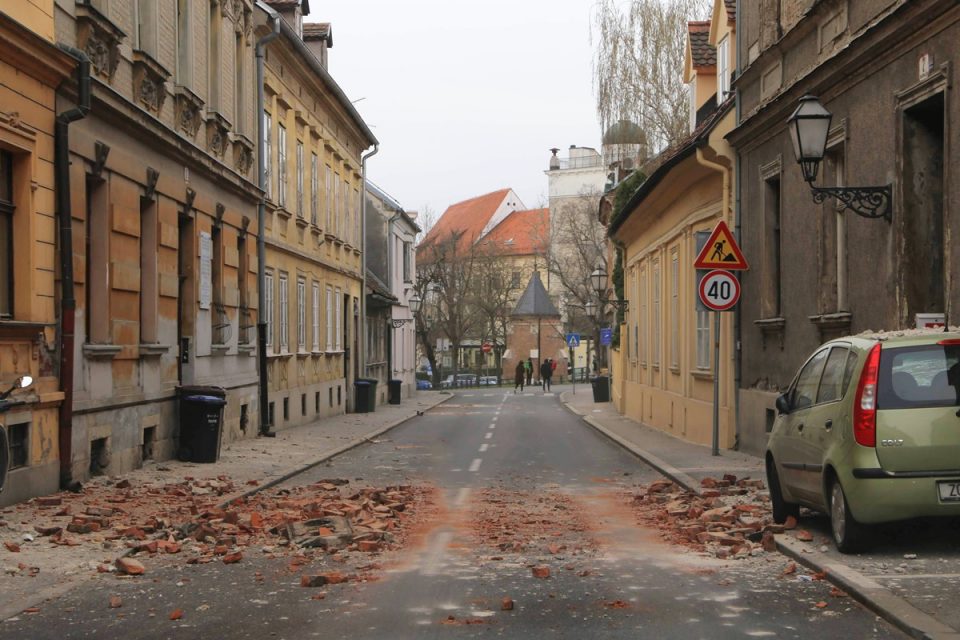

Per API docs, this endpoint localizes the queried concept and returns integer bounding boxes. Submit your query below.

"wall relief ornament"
[132,51,170,114]
[231,134,255,177]
[174,86,204,138]
[206,111,232,158]
[75,4,125,81]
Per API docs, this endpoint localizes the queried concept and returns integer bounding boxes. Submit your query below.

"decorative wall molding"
[75,3,124,81]
[131,50,170,114]
[174,86,204,138]
[205,111,232,158]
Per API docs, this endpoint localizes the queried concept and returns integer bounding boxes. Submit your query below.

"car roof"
[830,328,960,350]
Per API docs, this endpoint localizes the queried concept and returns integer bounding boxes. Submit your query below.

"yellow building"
[607,0,738,449]
[260,2,376,427]
[0,4,76,504]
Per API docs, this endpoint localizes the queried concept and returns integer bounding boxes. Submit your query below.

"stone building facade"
[260,0,376,428]
[0,3,75,505]
[53,0,261,482]
[729,0,960,455]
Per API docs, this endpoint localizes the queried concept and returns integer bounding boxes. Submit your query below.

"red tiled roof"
[689,21,716,69]
[724,0,736,24]
[417,189,512,261]
[479,208,549,257]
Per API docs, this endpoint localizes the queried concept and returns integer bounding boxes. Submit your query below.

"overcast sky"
[311,0,602,219]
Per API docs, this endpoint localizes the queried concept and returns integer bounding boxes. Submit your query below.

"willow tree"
[592,0,712,151]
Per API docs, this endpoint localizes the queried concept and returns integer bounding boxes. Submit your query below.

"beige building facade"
[53,0,261,483]
[260,1,376,428]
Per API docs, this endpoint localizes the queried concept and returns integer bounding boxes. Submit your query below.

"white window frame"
[354,187,361,246]
[312,281,320,351]
[263,111,272,200]
[670,253,679,369]
[296,140,304,218]
[277,123,287,208]
[696,309,711,370]
[264,271,274,354]
[296,277,306,351]
[652,262,660,366]
[333,173,341,237]
[717,36,730,105]
[325,284,334,351]
[310,152,319,225]
[278,272,289,351]
[325,165,332,230]
[639,267,646,365]
[335,288,342,350]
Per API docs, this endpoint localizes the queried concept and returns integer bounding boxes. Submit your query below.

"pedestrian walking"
[540,359,551,392]
[525,359,533,386]
[514,361,525,393]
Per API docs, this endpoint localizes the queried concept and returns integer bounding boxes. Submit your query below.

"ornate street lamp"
[585,300,597,318]
[409,295,422,314]
[787,95,891,220]
[590,264,608,297]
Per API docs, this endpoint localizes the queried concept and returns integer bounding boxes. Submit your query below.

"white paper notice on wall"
[199,231,212,310]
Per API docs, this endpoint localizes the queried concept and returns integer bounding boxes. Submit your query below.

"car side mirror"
[775,392,791,415]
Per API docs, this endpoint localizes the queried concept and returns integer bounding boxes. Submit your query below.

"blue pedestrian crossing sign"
[565,333,580,348]
[600,328,613,346]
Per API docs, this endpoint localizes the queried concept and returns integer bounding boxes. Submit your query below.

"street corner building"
[604,0,737,449]
[728,0,960,455]
[0,3,76,504]
[259,0,376,427]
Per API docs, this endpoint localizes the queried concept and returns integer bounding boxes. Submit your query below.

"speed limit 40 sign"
[698,269,740,311]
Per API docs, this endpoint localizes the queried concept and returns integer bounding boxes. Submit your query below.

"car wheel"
[829,479,865,554]
[766,459,800,524]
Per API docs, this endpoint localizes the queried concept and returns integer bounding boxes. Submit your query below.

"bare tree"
[469,249,524,381]
[592,0,712,151]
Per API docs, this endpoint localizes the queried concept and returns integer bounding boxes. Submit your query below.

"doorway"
[177,212,195,382]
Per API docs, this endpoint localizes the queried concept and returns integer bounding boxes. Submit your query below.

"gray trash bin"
[591,376,610,403]
[388,379,402,405]
[178,386,226,462]
[354,378,377,413]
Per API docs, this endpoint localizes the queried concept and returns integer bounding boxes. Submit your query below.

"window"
[639,268,646,364]
[717,36,729,104]
[277,124,287,208]
[139,197,158,342]
[208,1,221,109]
[134,0,158,55]
[263,112,272,199]
[264,271,274,352]
[403,241,412,282]
[333,173,341,236]
[325,285,334,351]
[790,348,829,411]
[763,173,782,317]
[85,176,110,342]
[234,32,244,133]
[335,288,342,350]
[312,282,320,350]
[296,277,306,351]
[296,140,304,218]
[670,253,679,368]
[176,0,192,85]
[325,165,333,230]
[354,187,361,245]
[278,272,288,351]
[0,150,14,318]
[310,152,318,225]
[8,422,27,470]
[696,310,710,370]
[511,271,521,287]
[632,267,639,361]
[652,262,660,366]
[817,347,850,405]
[238,232,249,343]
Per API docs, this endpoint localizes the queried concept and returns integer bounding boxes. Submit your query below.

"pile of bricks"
[13,476,429,576]
[629,475,780,559]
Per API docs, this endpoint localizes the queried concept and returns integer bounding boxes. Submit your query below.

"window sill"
[691,369,714,381]
[276,207,292,221]
[324,232,336,242]
[268,351,293,360]
[210,343,230,355]
[0,321,53,341]
[310,224,322,237]
[295,216,309,229]
[326,350,344,356]
[83,344,122,360]
[237,344,256,356]
[755,316,786,350]
[808,311,851,329]
[311,350,325,357]
[296,350,310,359]
[139,343,171,357]
[669,365,681,374]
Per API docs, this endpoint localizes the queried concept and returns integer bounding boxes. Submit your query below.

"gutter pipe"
[55,45,91,488]
[734,3,743,451]
[255,2,280,435]
[360,144,380,379]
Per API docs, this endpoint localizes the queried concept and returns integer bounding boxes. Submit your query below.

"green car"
[765,331,960,552]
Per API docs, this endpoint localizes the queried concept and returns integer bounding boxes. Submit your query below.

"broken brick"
[115,558,145,575]
[501,597,514,611]
[795,530,814,542]
[222,551,243,564]
[531,565,551,579]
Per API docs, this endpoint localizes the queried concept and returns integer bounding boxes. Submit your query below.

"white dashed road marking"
[479,444,489,453]
[484,432,493,439]
[469,458,482,472]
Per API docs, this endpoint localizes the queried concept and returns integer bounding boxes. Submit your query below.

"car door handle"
[796,423,804,433]
[824,419,833,429]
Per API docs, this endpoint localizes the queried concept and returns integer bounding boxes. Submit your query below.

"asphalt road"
[1,389,904,639]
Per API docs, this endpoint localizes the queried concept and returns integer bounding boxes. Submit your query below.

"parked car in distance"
[765,330,960,553]
[416,379,432,390]
[440,374,477,389]
[479,376,499,386]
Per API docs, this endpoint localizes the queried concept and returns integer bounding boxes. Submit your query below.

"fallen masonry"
[628,474,782,559]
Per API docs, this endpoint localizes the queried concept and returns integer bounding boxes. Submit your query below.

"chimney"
[549,148,560,171]
[303,23,332,69]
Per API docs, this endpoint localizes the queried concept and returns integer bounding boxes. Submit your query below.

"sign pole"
[712,311,720,456]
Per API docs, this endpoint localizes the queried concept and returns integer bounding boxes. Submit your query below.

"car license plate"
[937,480,960,502]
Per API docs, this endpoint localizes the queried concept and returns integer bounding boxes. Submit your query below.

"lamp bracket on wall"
[810,184,892,221]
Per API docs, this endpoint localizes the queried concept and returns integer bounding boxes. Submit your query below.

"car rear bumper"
[841,467,960,523]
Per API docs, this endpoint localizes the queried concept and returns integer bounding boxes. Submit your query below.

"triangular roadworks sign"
[694,220,749,270]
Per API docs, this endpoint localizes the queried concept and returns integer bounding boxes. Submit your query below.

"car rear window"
[878,344,960,409]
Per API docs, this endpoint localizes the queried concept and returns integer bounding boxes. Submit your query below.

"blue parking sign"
[565,333,580,348]
[600,328,612,346]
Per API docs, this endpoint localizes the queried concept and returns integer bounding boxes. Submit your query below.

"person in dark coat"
[514,360,525,393]
[525,358,533,386]
[540,359,552,392]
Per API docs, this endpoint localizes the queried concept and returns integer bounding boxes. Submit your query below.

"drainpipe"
[360,144,380,379]
[734,9,744,452]
[55,46,91,489]
[255,2,280,436]
[695,145,735,448]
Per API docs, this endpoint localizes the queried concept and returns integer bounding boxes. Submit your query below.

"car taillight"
[937,338,960,346]
[853,343,881,447]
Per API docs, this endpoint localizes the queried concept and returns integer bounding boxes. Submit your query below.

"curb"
[562,394,959,640]
[777,536,960,640]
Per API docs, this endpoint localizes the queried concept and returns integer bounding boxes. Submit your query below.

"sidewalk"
[560,389,960,640]
[0,391,451,621]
